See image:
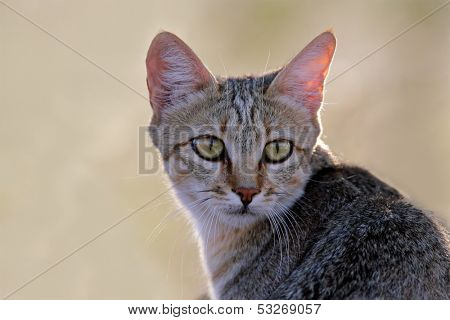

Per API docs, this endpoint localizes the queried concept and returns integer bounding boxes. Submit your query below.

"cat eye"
[264,140,293,163]
[191,136,225,161]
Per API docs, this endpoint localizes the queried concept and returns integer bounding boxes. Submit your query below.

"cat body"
[206,162,449,299]
[145,31,450,299]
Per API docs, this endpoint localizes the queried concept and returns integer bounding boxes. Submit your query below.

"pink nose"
[233,187,260,206]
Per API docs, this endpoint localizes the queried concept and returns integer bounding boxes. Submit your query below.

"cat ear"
[146,32,216,114]
[267,31,336,114]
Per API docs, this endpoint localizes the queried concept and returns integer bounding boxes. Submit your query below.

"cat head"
[146,31,336,228]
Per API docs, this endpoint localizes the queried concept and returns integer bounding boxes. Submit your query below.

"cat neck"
[194,215,270,298]
[196,217,258,266]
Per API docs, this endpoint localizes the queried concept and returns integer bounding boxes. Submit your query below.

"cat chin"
[217,210,265,228]
[188,204,266,229]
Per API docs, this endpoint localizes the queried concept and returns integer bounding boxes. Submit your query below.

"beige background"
[1,0,449,299]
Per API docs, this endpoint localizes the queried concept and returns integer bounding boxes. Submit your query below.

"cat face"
[146,32,335,227]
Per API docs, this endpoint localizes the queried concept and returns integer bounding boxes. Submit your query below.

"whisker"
[146,197,212,244]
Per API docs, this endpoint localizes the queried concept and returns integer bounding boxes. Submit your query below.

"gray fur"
[220,164,450,299]
[146,32,450,300]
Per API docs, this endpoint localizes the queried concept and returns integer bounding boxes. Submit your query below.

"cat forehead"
[212,73,277,125]
[159,73,277,125]
[218,72,278,106]
[157,71,313,140]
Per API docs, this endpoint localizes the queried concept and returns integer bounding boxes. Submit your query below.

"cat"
[145,31,450,299]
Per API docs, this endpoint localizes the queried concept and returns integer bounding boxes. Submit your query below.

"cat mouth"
[227,206,254,215]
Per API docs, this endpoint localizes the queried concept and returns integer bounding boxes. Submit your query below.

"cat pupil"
[209,137,213,150]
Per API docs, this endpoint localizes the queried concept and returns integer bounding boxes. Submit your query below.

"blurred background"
[0,0,449,299]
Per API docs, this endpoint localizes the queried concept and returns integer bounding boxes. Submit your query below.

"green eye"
[192,136,225,161]
[264,140,293,163]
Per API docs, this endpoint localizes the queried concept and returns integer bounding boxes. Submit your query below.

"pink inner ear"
[146,32,215,114]
[270,32,336,113]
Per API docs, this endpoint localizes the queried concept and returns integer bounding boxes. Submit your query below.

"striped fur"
[146,32,449,299]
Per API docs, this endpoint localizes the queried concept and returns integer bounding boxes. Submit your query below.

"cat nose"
[233,187,260,206]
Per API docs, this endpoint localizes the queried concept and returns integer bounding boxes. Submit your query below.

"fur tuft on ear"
[267,31,336,114]
[146,32,216,114]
